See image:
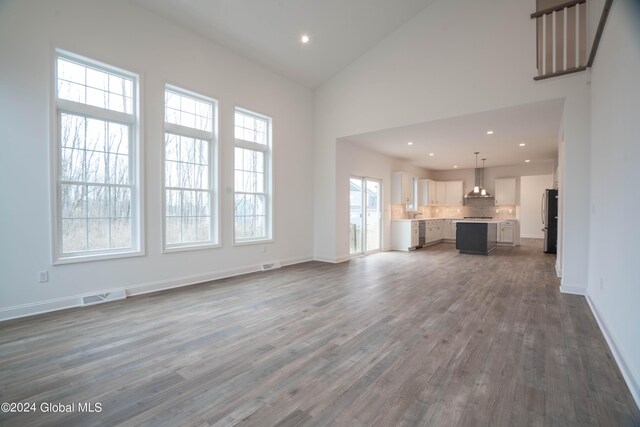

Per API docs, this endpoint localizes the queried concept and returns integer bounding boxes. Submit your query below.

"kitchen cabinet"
[445,181,464,206]
[391,220,420,251]
[393,220,449,250]
[419,180,463,206]
[456,222,498,255]
[428,180,437,205]
[498,220,515,245]
[494,178,517,205]
[444,220,457,240]
[392,172,417,209]
[433,221,444,241]
[418,179,439,206]
[435,181,446,206]
[424,220,444,243]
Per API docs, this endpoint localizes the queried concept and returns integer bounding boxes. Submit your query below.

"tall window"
[234,108,272,243]
[164,86,218,249]
[54,51,140,262]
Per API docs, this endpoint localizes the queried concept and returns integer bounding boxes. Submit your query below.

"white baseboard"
[559,283,587,295]
[520,234,544,239]
[555,261,562,278]
[313,255,350,263]
[586,295,640,409]
[0,255,313,322]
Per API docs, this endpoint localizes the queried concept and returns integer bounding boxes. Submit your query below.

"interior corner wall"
[313,0,591,288]
[586,0,640,407]
[0,0,314,319]
[520,174,553,238]
[558,92,591,293]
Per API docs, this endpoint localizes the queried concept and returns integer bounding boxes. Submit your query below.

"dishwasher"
[418,221,426,248]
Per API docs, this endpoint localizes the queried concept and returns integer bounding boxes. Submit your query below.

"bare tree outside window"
[234,109,271,242]
[54,53,138,261]
[163,87,217,249]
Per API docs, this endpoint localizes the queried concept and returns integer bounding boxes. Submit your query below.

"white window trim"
[162,84,220,252]
[51,49,144,265]
[233,107,273,246]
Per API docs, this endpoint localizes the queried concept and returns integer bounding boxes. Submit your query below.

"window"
[234,108,272,243]
[164,87,218,250]
[53,51,140,263]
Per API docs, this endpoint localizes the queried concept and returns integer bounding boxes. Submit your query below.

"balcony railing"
[532,0,587,80]
[532,0,614,80]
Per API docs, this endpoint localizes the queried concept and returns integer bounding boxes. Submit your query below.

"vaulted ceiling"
[132,0,435,88]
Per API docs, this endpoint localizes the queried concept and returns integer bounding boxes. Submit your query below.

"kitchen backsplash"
[392,197,517,220]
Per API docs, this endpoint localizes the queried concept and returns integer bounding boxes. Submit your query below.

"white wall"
[520,175,553,238]
[313,0,591,296]
[586,0,640,407]
[0,0,314,319]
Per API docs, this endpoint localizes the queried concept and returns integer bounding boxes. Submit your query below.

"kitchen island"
[455,220,499,255]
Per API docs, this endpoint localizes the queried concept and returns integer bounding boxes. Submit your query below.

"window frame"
[162,84,220,252]
[233,107,273,245]
[51,49,144,265]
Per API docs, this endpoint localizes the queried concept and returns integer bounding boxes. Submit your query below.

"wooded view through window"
[55,53,139,260]
[164,87,217,248]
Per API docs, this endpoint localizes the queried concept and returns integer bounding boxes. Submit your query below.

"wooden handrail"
[530,0,586,19]
[587,0,614,67]
[533,66,587,81]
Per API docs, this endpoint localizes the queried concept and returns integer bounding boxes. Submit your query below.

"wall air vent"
[261,261,282,271]
[82,290,126,306]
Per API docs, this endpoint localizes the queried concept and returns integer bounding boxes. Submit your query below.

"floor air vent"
[82,290,126,306]
[261,261,281,271]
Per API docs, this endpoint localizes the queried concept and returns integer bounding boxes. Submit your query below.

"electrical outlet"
[262,245,267,253]
[600,278,604,290]
[38,271,49,283]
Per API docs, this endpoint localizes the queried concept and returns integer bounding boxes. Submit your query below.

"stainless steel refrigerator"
[542,189,558,253]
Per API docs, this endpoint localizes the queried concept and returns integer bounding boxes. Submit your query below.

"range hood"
[465,153,492,199]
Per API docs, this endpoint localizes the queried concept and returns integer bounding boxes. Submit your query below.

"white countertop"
[391,217,462,222]
[392,218,516,223]
[455,219,505,224]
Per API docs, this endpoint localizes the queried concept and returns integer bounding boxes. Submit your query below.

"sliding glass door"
[350,177,382,256]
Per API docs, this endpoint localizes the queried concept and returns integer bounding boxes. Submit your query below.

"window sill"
[233,238,273,247]
[163,243,221,254]
[54,249,145,265]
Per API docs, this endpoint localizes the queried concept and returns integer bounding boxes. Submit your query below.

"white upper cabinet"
[494,177,517,205]
[418,179,430,206]
[418,179,463,206]
[428,180,437,205]
[392,171,417,209]
[445,181,463,206]
[435,181,446,206]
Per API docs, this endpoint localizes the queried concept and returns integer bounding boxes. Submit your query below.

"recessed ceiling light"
[453,165,458,168]
[407,141,413,146]
[301,34,310,44]
[525,159,531,163]
[429,153,435,157]
[519,143,526,147]
[486,130,494,135]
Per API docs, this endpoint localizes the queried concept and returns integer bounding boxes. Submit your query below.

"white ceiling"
[132,0,435,88]
[341,99,565,170]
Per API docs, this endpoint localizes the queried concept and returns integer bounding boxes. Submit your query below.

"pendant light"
[473,152,480,193]
[480,158,487,196]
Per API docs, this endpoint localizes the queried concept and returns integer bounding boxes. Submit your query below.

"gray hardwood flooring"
[1,240,638,426]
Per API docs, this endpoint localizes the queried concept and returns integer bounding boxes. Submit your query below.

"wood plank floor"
[1,240,638,426]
